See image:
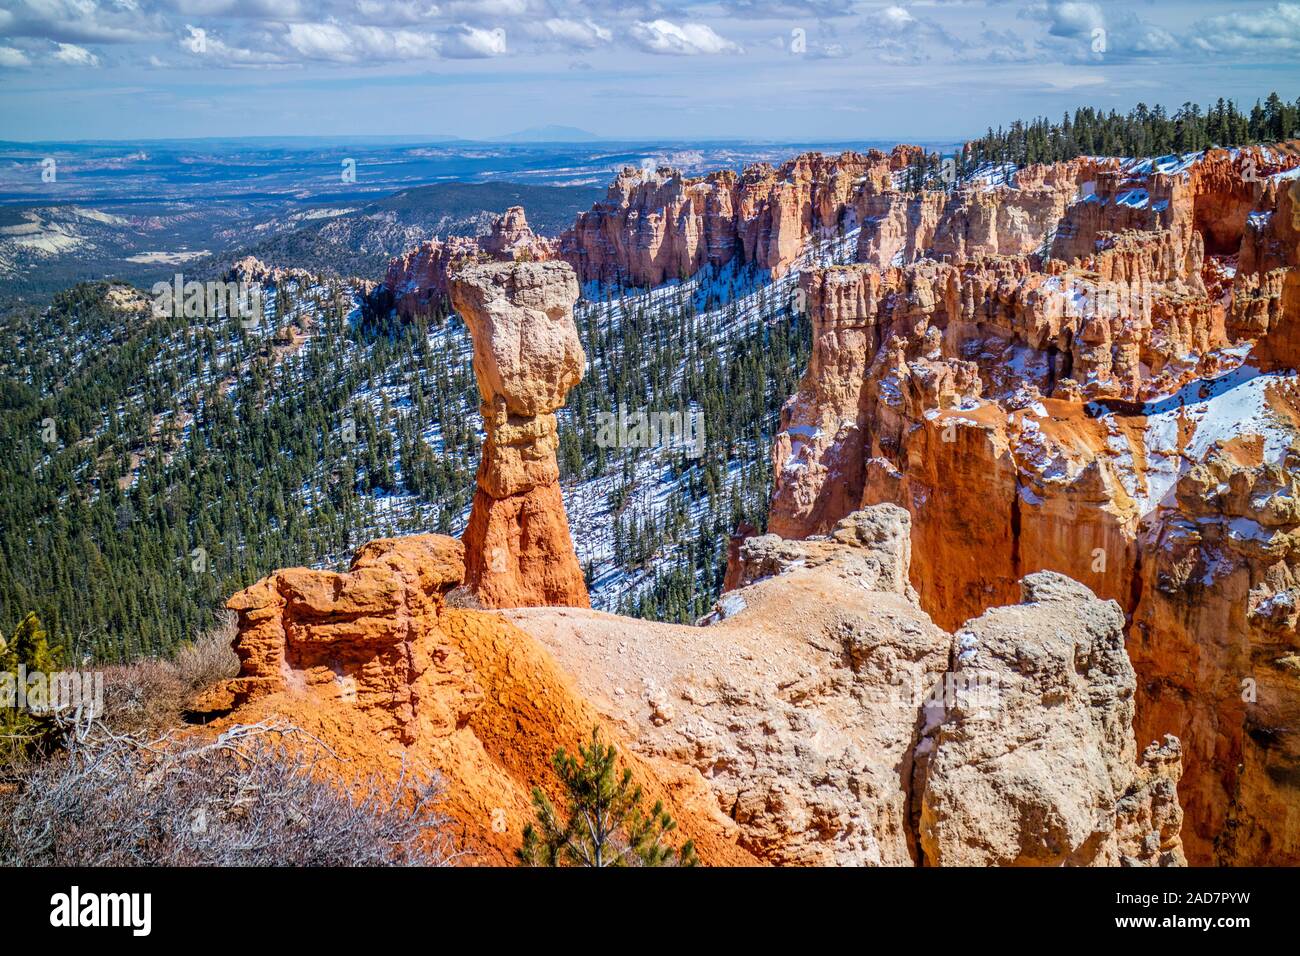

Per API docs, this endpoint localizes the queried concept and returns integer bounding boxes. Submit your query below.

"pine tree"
[1,611,59,674]
[0,611,62,759]
[517,727,698,867]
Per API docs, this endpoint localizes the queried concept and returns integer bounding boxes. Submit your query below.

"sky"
[0,1,1297,143]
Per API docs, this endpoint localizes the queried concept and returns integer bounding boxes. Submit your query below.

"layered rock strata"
[449,260,590,609]
[559,147,921,287]
[767,142,1300,864]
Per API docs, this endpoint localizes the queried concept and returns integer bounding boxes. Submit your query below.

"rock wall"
[1129,438,1300,865]
[765,142,1300,865]
[856,159,1091,268]
[917,572,1184,867]
[559,147,919,287]
[449,260,590,609]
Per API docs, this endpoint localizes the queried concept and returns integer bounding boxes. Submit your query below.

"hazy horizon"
[1,1,1298,142]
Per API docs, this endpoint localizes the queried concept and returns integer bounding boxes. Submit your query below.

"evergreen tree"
[0,611,59,674]
[517,728,697,867]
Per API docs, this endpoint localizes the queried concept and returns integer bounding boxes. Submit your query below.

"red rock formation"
[215,505,1184,866]
[377,206,555,319]
[857,158,1090,268]
[224,534,470,745]
[559,148,918,287]
[509,506,1185,866]
[1130,436,1300,864]
[449,260,590,609]
[765,143,1300,865]
[217,534,748,865]
[1234,168,1300,370]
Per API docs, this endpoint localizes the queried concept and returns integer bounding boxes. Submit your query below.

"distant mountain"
[225,180,602,279]
[495,125,602,142]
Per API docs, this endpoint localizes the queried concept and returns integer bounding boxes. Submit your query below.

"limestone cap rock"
[449,260,585,418]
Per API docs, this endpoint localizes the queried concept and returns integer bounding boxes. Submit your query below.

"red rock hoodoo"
[449,260,590,610]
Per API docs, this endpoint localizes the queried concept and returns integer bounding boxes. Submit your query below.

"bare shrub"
[174,613,240,690]
[0,720,460,866]
[100,614,239,735]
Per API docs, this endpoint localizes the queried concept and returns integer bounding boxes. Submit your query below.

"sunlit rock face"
[510,506,1186,867]
[559,147,920,288]
[377,206,556,320]
[450,260,590,610]
[766,142,1300,865]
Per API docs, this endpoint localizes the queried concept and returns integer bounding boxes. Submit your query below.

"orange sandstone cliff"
[214,532,749,865]
[558,148,920,287]
[375,149,916,306]
[766,142,1300,865]
[214,503,1183,866]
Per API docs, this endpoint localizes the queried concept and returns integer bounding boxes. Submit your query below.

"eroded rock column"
[450,261,590,608]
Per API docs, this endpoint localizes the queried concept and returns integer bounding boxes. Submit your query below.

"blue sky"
[0,1,1297,142]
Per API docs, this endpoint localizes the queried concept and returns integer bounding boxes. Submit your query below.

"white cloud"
[350,1,442,27]
[283,22,440,62]
[880,6,914,30]
[537,18,612,50]
[1190,3,1300,56]
[283,22,356,60]
[1030,1,1179,63]
[1045,1,1105,40]
[441,24,507,57]
[629,19,740,55]
[810,41,850,59]
[0,0,157,43]
[178,32,290,66]
[855,7,967,63]
[443,0,527,21]
[52,42,101,66]
[0,45,32,67]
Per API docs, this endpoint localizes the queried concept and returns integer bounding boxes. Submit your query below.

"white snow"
[1098,364,1297,516]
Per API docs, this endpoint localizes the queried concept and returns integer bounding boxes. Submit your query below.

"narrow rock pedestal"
[450,260,590,609]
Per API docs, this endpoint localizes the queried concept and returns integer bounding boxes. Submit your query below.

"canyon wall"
[556,147,920,287]
[767,142,1300,864]
[353,140,1300,865]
